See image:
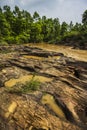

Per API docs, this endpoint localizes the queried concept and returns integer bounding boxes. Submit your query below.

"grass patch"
[7,76,41,94]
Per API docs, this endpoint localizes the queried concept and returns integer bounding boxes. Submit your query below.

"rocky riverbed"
[0,44,87,130]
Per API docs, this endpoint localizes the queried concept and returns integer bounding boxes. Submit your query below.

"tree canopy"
[0,5,87,47]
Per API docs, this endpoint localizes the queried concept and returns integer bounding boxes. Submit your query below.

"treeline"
[0,5,87,48]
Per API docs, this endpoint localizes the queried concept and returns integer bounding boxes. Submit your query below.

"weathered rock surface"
[0,44,87,130]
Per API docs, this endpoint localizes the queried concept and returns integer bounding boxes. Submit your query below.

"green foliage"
[21,77,40,93]
[82,10,87,24]
[62,31,80,42]
[60,22,68,36]
[0,5,87,47]
[30,22,43,42]
[64,31,79,37]
[5,36,15,44]
[0,39,8,46]
[33,11,40,22]
[16,33,30,44]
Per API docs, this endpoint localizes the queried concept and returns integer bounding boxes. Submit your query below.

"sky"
[0,0,87,23]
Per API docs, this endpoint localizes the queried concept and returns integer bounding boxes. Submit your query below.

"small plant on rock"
[7,76,41,94]
[21,76,40,93]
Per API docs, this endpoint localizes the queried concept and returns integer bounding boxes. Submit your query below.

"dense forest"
[0,5,87,48]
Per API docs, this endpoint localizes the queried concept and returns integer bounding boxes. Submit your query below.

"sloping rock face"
[0,45,87,130]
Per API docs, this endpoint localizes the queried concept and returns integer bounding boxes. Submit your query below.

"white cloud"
[57,0,65,3]
[0,0,87,23]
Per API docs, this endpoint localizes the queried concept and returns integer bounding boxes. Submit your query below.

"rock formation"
[0,44,87,130]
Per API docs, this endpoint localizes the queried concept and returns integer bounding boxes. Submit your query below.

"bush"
[4,33,30,44]
[0,36,8,45]
[0,40,8,46]
[15,34,30,44]
[5,36,15,44]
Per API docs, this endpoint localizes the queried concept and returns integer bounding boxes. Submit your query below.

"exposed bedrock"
[0,45,87,130]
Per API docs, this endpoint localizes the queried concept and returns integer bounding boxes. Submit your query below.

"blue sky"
[0,0,87,23]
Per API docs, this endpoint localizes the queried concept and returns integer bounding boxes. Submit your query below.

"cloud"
[0,0,15,9]
[0,0,87,23]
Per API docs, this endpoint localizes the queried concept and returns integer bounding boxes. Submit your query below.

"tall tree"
[12,6,24,35]
[30,22,43,43]
[53,18,60,41]
[0,7,10,37]
[60,22,68,36]
[33,11,40,22]
[69,21,73,31]
[82,10,87,24]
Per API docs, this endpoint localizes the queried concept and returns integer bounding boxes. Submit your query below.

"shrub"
[15,34,30,44]
[21,77,40,93]
[7,76,41,94]
[5,36,15,44]
[0,40,8,46]
[0,37,8,46]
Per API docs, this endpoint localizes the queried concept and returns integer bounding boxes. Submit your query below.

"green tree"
[33,11,40,22]
[73,23,81,32]
[82,10,87,24]
[53,18,60,42]
[12,6,23,35]
[60,22,68,36]
[69,21,73,31]
[42,18,54,42]
[0,8,10,36]
[30,22,43,43]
